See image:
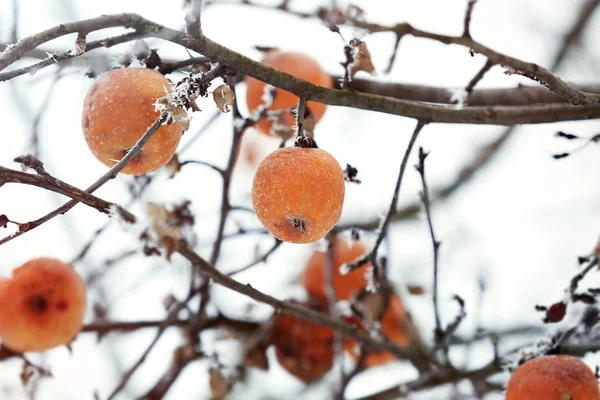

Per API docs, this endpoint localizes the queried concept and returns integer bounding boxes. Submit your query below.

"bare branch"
[0,113,166,246]
[0,14,161,72]
[346,121,426,272]
[414,148,443,349]
[177,241,430,363]
[2,14,600,123]
[464,59,494,103]
[463,0,479,38]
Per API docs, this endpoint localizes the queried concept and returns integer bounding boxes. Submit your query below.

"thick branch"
[210,1,600,106]
[177,241,431,366]
[2,14,600,124]
[0,114,165,246]
[0,166,133,220]
[0,14,160,72]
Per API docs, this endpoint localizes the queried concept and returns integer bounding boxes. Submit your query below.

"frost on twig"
[111,40,156,69]
[155,73,212,130]
[72,32,87,57]
[450,88,468,108]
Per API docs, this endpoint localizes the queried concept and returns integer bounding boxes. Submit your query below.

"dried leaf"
[209,367,231,400]
[271,302,334,383]
[155,97,191,130]
[542,301,566,323]
[212,84,235,113]
[594,237,600,260]
[243,342,270,370]
[351,290,386,323]
[20,363,34,386]
[162,294,177,311]
[406,284,425,295]
[349,39,375,78]
[147,203,182,261]
[165,154,182,179]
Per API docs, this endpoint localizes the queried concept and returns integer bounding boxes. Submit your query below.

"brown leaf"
[349,39,375,78]
[155,97,191,130]
[351,289,386,323]
[20,363,34,386]
[147,203,182,261]
[209,367,231,400]
[212,84,235,113]
[165,154,182,178]
[406,284,425,295]
[243,340,270,370]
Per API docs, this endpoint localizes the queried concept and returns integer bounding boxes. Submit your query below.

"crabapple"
[251,145,345,243]
[271,300,334,383]
[345,293,412,368]
[506,355,600,400]
[302,238,370,301]
[82,67,183,175]
[0,258,86,352]
[245,50,333,137]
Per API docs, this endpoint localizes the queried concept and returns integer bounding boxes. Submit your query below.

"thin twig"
[10,0,19,43]
[177,241,429,363]
[346,121,426,272]
[464,59,494,104]
[415,147,443,346]
[227,239,283,276]
[463,0,479,38]
[0,113,166,246]
[3,13,600,122]
[295,95,308,137]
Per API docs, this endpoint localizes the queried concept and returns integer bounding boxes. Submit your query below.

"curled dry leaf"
[212,84,235,113]
[146,203,182,261]
[349,39,375,78]
[593,236,600,260]
[165,154,183,179]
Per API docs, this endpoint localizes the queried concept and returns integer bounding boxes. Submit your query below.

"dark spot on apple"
[29,296,48,313]
[56,300,69,312]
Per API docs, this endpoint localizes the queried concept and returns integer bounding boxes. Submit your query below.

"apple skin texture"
[82,68,183,175]
[0,258,87,352]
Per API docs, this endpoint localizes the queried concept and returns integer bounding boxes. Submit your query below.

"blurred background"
[0,0,599,399]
